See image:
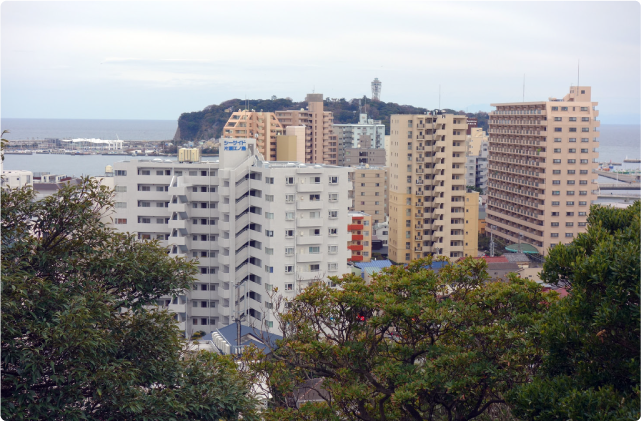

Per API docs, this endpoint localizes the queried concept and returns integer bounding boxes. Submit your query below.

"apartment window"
[579,212,587,216]
[554,138,561,142]
[114,185,127,192]
[285,230,294,237]
[580,170,588,174]
[311,229,321,236]
[580,107,588,111]
[578,222,587,227]
[310,264,320,271]
[405,253,411,260]
[582,138,589,142]
[115,170,127,176]
[569,117,577,122]
[568,159,576,164]
[156,186,165,192]
[567,180,575,185]
[265,212,274,219]
[286,212,295,220]
[265,194,274,202]
[265,230,274,237]
[551,233,559,238]
[265,266,274,273]
[328,245,338,254]
[360,192,366,196]
[115,202,127,208]
[579,191,588,196]
[329,210,338,219]
[329,228,338,236]
[581,149,588,153]
[189,171,197,176]
[310,194,321,201]
[328,263,338,272]
[285,247,294,255]
[285,265,294,273]
[554,128,562,132]
[285,177,295,185]
[579,201,587,206]
[551,212,559,216]
[552,201,560,206]
[553,159,561,164]
[329,193,338,202]
[551,106,558,111]
[174,171,182,176]
[115,218,127,224]
[329,176,338,184]
[580,159,588,164]
[569,138,576,143]
[139,201,151,208]
[406,231,411,238]
[552,180,560,185]
[565,233,574,238]
[561,107,568,111]
[311,176,321,184]
[582,127,590,132]
[567,191,575,195]
[265,248,274,255]
[568,170,575,174]
[569,128,577,133]
[310,211,320,219]
[286,194,295,203]
[139,186,151,191]
[552,191,560,195]
[568,149,576,153]
[157,218,165,224]
[309,246,320,254]
[265,177,274,184]
[554,117,562,121]
[567,201,575,206]
[138,218,151,224]
[285,283,294,291]
[553,170,561,174]
[566,222,574,227]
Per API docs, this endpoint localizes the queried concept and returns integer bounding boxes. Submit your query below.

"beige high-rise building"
[487,86,600,255]
[388,113,470,264]
[349,166,388,224]
[275,94,339,165]
[222,110,284,161]
[464,191,479,257]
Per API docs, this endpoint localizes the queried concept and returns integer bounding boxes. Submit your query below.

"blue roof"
[354,260,394,270]
[206,323,282,353]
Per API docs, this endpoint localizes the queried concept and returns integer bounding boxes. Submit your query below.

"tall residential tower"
[486,86,600,254]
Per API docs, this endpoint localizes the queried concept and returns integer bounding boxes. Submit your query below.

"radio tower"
[371,78,381,101]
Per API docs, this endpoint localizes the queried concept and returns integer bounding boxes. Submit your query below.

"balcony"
[297,218,323,228]
[298,253,323,263]
[348,244,363,251]
[349,255,364,262]
[352,234,364,241]
[348,224,364,230]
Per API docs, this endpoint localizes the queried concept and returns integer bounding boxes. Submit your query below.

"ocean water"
[1,118,177,141]
[1,121,639,177]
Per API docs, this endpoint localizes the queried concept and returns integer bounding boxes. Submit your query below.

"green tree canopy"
[508,201,640,420]
[246,257,555,421]
[1,179,259,420]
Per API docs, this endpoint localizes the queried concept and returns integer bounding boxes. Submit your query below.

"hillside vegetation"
[174,97,489,142]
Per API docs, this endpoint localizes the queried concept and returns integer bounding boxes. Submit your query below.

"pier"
[594,170,640,183]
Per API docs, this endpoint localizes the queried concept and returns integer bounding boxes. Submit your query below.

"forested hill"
[174,96,489,142]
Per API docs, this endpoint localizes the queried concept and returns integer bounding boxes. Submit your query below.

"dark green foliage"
[247,257,553,421]
[175,97,489,142]
[1,179,259,420]
[508,201,640,420]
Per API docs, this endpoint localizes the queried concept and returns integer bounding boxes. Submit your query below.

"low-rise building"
[347,212,373,263]
[1,170,33,189]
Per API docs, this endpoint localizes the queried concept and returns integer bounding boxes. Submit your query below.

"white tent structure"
[60,138,125,151]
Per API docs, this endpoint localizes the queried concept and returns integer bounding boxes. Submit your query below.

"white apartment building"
[334,114,386,165]
[1,170,33,189]
[110,139,352,338]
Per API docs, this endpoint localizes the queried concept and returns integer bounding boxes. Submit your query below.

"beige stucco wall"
[350,167,388,225]
[464,191,479,257]
[276,135,298,161]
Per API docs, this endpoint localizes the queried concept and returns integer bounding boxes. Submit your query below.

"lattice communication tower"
[371,78,381,101]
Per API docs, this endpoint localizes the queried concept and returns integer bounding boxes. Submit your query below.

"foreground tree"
[508,202,640,421]
[1,179,259,420]
[246,257,555,421]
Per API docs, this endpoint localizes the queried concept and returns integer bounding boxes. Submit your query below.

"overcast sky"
[2,1,639,123]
